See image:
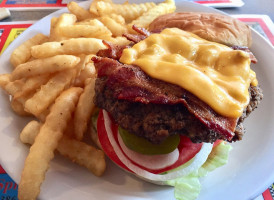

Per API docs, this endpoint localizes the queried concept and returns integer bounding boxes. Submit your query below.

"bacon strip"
[96,40,131,60]
[231,46,257,63]
[92,57,238,141]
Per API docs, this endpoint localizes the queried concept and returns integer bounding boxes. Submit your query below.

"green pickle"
[118,127,180,155]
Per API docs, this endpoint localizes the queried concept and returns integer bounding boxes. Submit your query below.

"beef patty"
[94,74,263,144]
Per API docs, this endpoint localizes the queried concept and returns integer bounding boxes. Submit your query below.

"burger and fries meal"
[0,0,263,199]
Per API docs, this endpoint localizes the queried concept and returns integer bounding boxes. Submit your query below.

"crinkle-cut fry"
[20,120,106,177]
[24,70,75,117]
[36,104,52,122]
[10,33,48,68]
[10,99,31,116]
[99,16,128,37]
[74,78,96,140]
[64,117,75,137]
[3,79,25,96]
[18,87,82,200]
[20,120,41,144]
[72,54,95,86]
[88,117,102,149]
[10,55,80,81]
[0,74,10,88]
[58,134,106,176]
[59,24,112,39]
[89,0,112,16]
[74,61,96,87]
[50,13,77,42]
[127,0,175,31]
[14,74,50,99]
[98,35,130,46]
[31,38,106,59]
[96,1,156,23]
[67,1,96,21]
[49,17,59,41]
[109,13,125,25]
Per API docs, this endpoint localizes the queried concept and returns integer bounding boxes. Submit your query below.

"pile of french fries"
[0,0,176,199]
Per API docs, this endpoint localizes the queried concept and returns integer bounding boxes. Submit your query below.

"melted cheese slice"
[119,28,257,118]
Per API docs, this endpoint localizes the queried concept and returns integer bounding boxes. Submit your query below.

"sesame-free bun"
[149,12,252,48]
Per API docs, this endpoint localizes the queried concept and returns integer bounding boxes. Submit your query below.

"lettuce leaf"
[198,141,232,177]
[166,171,201,200]
[165,141,232,200]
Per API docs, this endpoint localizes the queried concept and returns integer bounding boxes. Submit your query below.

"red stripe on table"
[0,0,65,7]
[0,165,6,174]
[263,189,273,200]
[238,18,274,46]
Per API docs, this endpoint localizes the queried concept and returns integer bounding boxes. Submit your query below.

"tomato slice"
[97,110,132,172]
[97,110,205,174]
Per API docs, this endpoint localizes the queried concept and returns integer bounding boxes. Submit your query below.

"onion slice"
[103,110,213,182]
[118,133,179,170]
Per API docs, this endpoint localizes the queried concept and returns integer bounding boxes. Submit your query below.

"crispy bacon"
[122,34,147,44]
[231,46,257,63]
[123,25,151,44]
[92,57,238,141]
[132,25,151,37]
[96,40,132,60]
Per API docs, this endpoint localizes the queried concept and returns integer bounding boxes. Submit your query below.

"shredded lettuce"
[165,141,232,200]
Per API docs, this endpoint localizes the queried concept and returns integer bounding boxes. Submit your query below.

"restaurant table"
[219,0,274,21]
[0,0,273,200]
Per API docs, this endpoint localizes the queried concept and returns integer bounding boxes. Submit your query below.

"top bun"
[149,12,252,48]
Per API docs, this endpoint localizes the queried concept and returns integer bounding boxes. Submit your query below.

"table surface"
[1,0,274,22]
[219,0,274,21]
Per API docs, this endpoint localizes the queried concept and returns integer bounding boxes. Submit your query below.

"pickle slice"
[118,127,180,155]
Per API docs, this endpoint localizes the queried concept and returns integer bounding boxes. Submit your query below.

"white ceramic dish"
[0,1,273,200]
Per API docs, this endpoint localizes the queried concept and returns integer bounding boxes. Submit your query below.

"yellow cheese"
[119,28,257,118]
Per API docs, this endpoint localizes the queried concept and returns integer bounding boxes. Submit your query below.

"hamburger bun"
[148,12,252,48]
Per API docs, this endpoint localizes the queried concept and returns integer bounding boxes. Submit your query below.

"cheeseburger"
[90,12,263,200]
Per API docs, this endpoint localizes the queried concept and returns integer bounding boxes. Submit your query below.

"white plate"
[0,1,274,200]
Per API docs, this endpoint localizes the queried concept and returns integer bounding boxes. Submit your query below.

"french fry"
[24,70,75,117]
[127,0,175,31]
[10,34,48,68]
[10,55,80,81]
[59,23,112,38]
[3,79,25,96]
[88,119,102,149]
[14,74,50,99]
[108,13,126,25]
[89,0,112,16]
[31,38,106,59]
[36,105,52,123]
[96,1,156,23]
[20,121,41,144]
[99,16,128,36]
[20,120,106,176]
[0,74,10,88]
[18,87,83,200]
[58,135,106,176]
[49,13,77,41]
[10,99,31,116]
[67,1,96,21]
[74,62,96,87]
[49,17,59,41]
[74,78,96,140]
